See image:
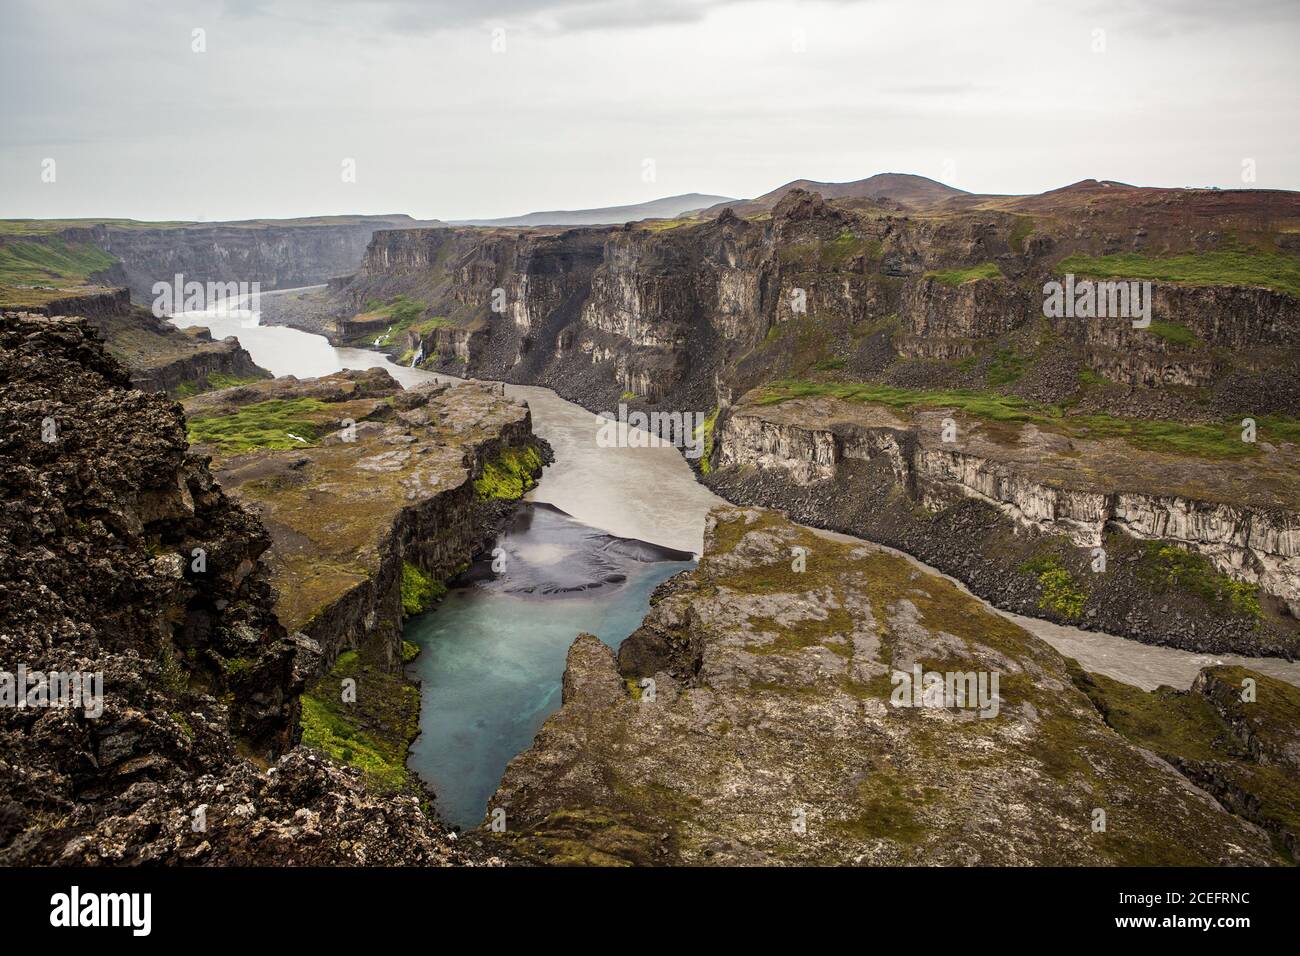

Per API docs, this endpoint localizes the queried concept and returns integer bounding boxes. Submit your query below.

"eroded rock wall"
[0,313,495,865]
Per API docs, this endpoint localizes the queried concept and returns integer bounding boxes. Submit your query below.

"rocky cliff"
[707,394,1300,656]
[94,216,441,303]
[0,313,497,865]
[12,286,271,397]
[181,369,543,682]
[489,507,1295,865]
[301,181,1300,656]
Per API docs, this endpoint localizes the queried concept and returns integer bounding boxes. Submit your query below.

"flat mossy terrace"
[493,507,1289,866]
[182,370,530,634]
[741,387,1300,510]
[0,236,118,307]
[1056,249,1300,299]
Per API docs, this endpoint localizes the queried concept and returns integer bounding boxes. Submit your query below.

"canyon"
[4,173,1300,868]
[261,177,1300,659]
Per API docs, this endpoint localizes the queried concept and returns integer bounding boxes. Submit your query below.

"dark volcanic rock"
[0,313,488,865]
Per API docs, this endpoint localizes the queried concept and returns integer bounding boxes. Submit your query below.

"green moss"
[156,643,189,696]
[1008,215,1034,255]
[826,768,927,844]
[400,561,444,617]
[696,406,720,475]
[299,644,420,792]
[986,348,1026,387]
[1146,320,1198,347]
[1069,664,1234,762]
[1057,249,1300,299]
[206,372,267,389]
[755,379,1043,423]
[222,656,255,677]
[173,381,199,398]
[1068,663,1299,860]
[821,229,881,266]
[755,379,1287,460]
[186,398,329,453]
[300,694,408,790]
[745,607,855,658]
[1021,555,1088,619]
[1077,367,1107,387]
[777,229,880,269]
[473,444,543,500]
[1063,414,1258,459]
[170,711,195,740]
[0,237,118,304]
[1137,543,1262,618]
[353,295,453,347]
[401,639,421,664]
[925,262,1003,285]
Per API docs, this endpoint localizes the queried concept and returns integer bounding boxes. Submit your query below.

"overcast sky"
[1,0,1297,222]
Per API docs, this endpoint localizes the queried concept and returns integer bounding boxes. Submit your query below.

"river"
[170,289,1300,826]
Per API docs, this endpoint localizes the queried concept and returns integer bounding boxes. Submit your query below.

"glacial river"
[172,289,1300,827]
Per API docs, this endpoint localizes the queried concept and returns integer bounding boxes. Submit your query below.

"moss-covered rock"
[1071,662,1300,861]
[490,506,1288,866]
[473,444,543,500]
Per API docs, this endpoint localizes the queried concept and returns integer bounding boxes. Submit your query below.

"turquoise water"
[405,548,691,828]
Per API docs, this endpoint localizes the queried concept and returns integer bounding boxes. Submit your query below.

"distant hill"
[702,173,969,217]
[452,193,736,227]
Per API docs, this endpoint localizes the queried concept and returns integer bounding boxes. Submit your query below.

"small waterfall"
[410,344,424,368]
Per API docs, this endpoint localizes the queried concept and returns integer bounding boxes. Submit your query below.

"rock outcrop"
[490,507,1291,865]
[7,288,271,397]
[707,394,1300,656]
[182,369,543,681]
[0,313,494,865]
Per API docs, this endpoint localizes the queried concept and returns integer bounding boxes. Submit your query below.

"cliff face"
[489,507,1292,866]
[330,188,1300,419]
[181,370,543,682]
[315,185,1300,655]
[0,313,489,865]
[709,395,1300,656]
[92,216,439,303]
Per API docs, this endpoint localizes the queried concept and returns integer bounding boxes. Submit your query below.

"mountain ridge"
[452,192,736,227]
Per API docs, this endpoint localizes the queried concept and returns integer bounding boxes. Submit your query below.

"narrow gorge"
[266,180,1300,661]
